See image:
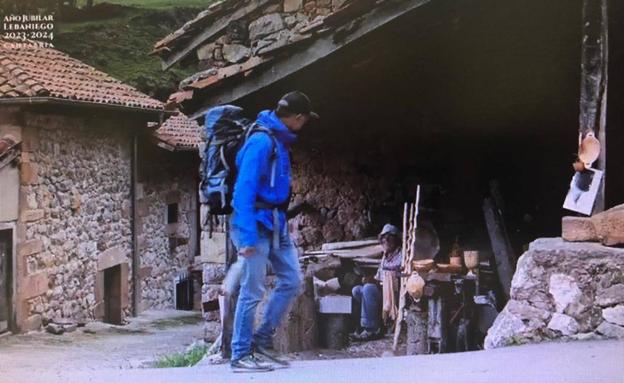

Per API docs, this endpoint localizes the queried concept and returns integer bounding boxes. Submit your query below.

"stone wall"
[288,145,395,250]
[137,146,199,311]
[196,141,392,255]
[17,110,133,328]
[485,238,624,348]
[192,0,349,72]
[197,130,397,254]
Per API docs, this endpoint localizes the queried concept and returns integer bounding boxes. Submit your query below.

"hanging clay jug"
[406,273,425,301]
[579,132,601,168]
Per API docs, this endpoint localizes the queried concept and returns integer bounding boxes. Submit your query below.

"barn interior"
[210,0,586,263]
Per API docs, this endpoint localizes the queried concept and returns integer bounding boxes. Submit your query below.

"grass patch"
[155,344,208,368]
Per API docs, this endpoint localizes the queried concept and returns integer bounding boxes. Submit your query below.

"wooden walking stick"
[393,186,420,352]
[401,202,410,260]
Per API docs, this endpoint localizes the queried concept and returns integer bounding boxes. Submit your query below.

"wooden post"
[405,306,427,355]
[483,198,514,300]
[221,217,237,359]
[579,0,608,213]
[605,0,624,207]
[130,132,140,317]
[426,296,445,353]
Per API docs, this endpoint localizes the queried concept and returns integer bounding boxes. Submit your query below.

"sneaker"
[254,345,291,367]
[351,328,382,342]
[349,329,364,340]
[230,354,274,373]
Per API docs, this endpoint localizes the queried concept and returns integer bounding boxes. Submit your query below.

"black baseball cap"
[277,91,319,119]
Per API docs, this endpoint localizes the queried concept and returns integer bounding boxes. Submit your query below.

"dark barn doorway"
[0,229,12,333]
[234,0,583,259]
[104,265,122,325]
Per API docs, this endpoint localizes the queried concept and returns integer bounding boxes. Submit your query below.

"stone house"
[0,40,203,334]
[143,114,203,311]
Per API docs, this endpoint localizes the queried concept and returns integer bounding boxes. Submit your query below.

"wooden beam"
[579,0,608,213]
[161,0,273,71]
[483,198,515,300]
[189,0,432,120]
[605,0,624,207]
[321,239,379,251]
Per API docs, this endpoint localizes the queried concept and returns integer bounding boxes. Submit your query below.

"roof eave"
[0,96,173,117]
[151,135,200,152]
[186,0,432,119]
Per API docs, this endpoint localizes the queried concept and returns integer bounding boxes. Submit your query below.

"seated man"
[351,224,402,341]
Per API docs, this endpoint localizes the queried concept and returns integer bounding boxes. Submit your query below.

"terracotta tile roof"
[154,113,202,151]
[0,40,164,110]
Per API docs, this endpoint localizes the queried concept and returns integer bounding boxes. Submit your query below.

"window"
[167,203,178,224]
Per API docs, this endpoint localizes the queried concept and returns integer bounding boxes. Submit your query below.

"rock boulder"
[485,238,624,349]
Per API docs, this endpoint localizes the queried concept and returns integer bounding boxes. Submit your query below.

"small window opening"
[167,203,179,224]
[175,272,193,310]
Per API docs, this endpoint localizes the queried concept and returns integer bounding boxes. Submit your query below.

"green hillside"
[78,0,214,9]
[54,1,209,101]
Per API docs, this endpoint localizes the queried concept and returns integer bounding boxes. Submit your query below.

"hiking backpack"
[200,105,277,216]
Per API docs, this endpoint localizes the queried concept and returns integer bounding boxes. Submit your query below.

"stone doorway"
[104,265,122,325]
[95,247,129,324]
[0,229,12,333]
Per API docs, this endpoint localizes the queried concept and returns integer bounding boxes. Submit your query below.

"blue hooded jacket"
[231,110,297,247]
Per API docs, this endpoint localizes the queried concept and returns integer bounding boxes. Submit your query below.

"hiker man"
[351,224,403,341]
[229,91,318,372]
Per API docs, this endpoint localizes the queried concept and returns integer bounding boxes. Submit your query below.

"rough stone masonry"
[194,0,352,70]
[15,109,199,329]
[18,111,133,325]
[485,238,624,348]
[138,173,197,311]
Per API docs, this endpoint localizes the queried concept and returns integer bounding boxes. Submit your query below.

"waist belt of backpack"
[255,201,285,250]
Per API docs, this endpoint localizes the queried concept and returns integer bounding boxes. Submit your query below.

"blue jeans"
[230,223,302,361]
[352,283,382,330]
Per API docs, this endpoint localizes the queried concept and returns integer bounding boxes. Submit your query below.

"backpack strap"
[245,124,283,249]
[246,124,279,187]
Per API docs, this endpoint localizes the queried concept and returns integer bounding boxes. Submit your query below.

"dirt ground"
[199,328,407,366]
[0,310,208,372]
[288,333,407,361]
[0,310,406,372]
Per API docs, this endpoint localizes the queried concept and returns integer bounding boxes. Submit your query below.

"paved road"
[3,340,623,383]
